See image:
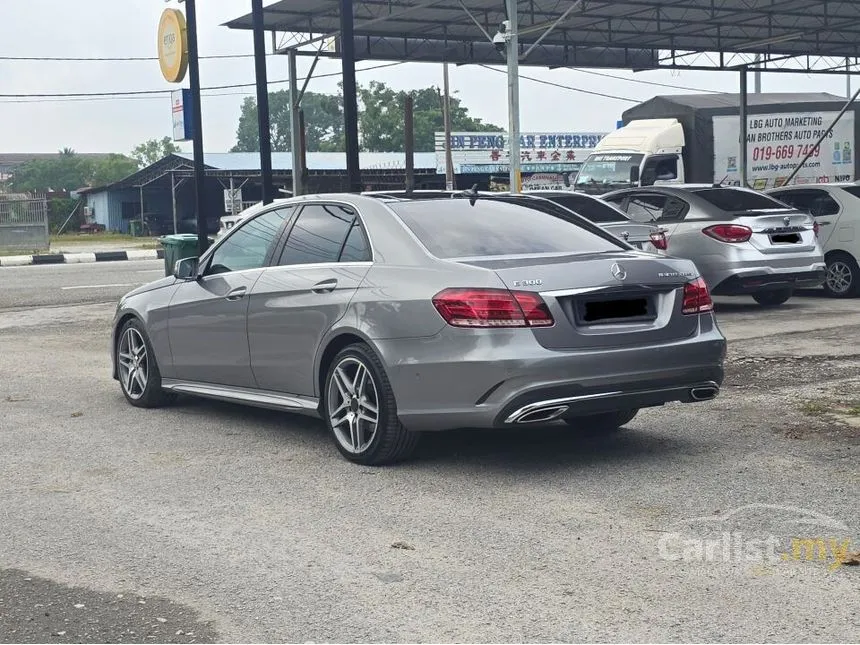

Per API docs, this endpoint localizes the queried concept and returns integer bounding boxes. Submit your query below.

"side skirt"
[160,379,321,417]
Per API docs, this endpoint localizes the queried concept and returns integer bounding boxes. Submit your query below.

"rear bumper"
[374,317,727,432]
[711,268,826,295]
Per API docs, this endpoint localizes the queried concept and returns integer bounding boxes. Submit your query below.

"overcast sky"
[0,0,854,154]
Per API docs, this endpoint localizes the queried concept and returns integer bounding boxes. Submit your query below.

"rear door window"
[277,203,357,266]
[388,199,622,258]
[625,194,667,222]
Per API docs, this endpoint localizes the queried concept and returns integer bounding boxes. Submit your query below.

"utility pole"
[505,0,521,193]
[288,49,303,196]
[442,63,455,191]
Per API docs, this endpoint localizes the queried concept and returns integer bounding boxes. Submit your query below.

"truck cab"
[574,119,686,195]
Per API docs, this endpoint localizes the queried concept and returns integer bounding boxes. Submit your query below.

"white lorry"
[573,93,859,195]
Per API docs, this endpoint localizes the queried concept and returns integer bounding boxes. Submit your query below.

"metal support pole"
[288,49,303,196]
[184,0,209,257]
[252,0,274,205]
[299,109,308,192]
[848,58,852,99]
[739,67,748,188]
[442,63,455,191]
[340,0,362,192]
[785,87,860,185]
[753,54,761,93]
[405,95,415,194]
[171,171,178,234]
[139,186,145,234]
[506,0,521,194]
[229,176,236,217]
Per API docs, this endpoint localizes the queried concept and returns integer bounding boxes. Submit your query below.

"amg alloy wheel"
[327,356,380,455]
[324,344,420,465]
[118,327,149,401]
[116,319,175,408]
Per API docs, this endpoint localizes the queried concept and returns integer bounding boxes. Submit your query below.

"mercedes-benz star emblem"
[783,216,791,227]
[610,262,627,281]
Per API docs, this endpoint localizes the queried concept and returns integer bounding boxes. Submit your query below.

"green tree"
[131,137,182,167]
[91,154,139,186]
[231,91,345,153]
[357,81,501,152]
[10,150,93,192]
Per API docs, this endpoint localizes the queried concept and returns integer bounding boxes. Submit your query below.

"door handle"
[312,279,338,294]
[224,286,247,301]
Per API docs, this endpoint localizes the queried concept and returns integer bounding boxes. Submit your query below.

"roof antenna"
[461,183,480,206]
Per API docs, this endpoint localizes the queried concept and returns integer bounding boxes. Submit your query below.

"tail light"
[432,288,554,328]
[703,224,752,243]
[813,220,820,237]
[649,230,668,251]
[682,278,714,315]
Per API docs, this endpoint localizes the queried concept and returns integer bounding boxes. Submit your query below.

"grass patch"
[0,249,42,257]
[51,232,157,244]
[800,400,830,416]
[799,399,860,417]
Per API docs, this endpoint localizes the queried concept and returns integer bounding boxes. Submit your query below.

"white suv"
[768,184,860,297]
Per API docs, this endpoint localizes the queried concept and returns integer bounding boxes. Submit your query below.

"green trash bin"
[159,234,200,277]
[128,220,141,237]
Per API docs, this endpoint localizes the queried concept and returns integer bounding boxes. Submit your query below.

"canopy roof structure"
[226,0,860,74]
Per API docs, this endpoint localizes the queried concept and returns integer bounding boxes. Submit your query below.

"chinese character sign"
[434,131,607,174]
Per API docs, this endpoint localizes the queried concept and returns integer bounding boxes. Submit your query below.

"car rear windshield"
[840,186,860,198]
[537,193,629,223]
[691,188,789,212]
[388,199,622,258]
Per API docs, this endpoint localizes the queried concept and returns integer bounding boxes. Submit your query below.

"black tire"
[752,288,793,307]
[116,318,176,408]
[564,409,639,432]
[823,252,860,298]
[322,343,420,465]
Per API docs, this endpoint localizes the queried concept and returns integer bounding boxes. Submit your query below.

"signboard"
[158,8,189,84]
[713,111,855,189]
[224,188,243,213]
[435,131,606,174]
[522,172,577,191]
[171,89,193,142]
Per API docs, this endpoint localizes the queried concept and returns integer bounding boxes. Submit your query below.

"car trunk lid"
[457,251,702,349]
[730,209,818,254]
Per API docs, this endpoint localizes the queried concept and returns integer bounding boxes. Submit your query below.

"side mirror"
[629,165,640,184]
[174,257,199,280]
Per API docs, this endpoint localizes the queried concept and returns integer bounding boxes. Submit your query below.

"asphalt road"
[0,260,164,310]
[0,263,858,643]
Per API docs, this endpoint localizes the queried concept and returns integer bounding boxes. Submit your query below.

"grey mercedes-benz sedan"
[111,193,726,465]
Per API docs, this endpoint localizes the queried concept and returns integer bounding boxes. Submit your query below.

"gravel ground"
[0,289,857,643]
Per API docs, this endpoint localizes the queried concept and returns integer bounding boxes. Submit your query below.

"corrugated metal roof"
[225,1,860,73]
[174,151,437,171]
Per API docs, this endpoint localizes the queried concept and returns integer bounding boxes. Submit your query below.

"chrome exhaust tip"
[515,405,570,424]
[690,386,719,402]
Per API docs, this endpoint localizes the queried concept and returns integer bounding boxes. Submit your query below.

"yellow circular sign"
[158,8,189,83]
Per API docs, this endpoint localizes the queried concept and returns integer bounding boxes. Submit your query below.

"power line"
[0,61,404,102]
[571,67,721,94]
[477,64,639,102]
